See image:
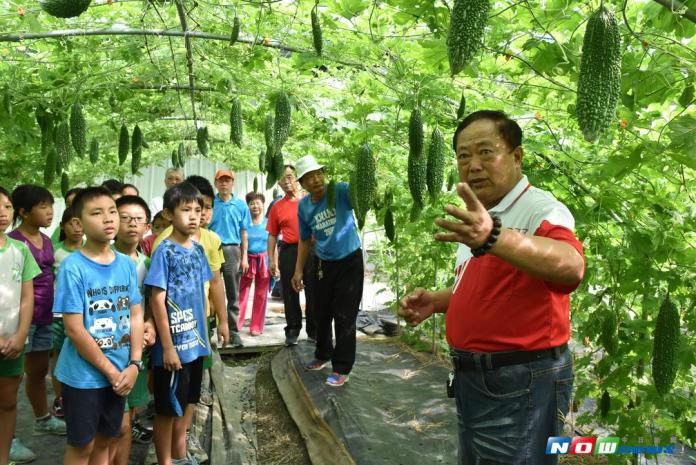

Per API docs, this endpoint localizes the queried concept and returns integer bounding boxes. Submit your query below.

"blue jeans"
[452,348,573,465]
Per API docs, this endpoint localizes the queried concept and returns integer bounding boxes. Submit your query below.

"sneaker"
[230,332,244,348]
[9,438,37,463]
[51,397,64,418]
[131,421,153,444]
[305,359,329,371]
[284,335,298,347]
[32,415,66,436]
[198,385,213,407]
[326,372,349,387]
[172,453,199,465]
[186,431,207,464]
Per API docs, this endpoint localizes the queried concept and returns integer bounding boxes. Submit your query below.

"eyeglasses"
[119,214,147,225]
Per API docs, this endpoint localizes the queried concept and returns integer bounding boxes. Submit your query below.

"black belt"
[451,343,568,371]
[278,241,298,249]
[222,243,240,247]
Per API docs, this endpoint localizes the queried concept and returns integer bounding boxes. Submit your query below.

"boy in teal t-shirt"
[53,187,144,465]
[0,186,41,465]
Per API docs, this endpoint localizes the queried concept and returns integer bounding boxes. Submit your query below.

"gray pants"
[221,245,241,334]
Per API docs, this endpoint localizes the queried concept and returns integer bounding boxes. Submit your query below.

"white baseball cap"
[295,155,324,180]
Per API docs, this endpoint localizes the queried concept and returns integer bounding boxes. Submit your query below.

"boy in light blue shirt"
[53,186,144,465]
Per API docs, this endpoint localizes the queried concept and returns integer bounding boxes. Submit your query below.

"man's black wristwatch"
[128,360,144,371]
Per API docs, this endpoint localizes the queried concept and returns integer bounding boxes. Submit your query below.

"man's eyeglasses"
[119,214,147,225]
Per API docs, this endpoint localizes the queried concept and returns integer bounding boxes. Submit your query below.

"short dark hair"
[11,184,54,225]
[120,183,139,195]
[245,192,265,204]
[71,186,114,218]
[452,110,523,152]
[163,182,203,212]
[116,195,152,223]
[283,164,295,171]
[0,186,10,201]
[101,179,123,195]
[185,175,215,200]
[152,211,167,225]
[60,205,78,225]
[64,187,83,202]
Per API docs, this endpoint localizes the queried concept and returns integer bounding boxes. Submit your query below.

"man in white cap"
[291,156,363,388]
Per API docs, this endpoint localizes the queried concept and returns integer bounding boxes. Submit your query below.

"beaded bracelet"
[471,214,502,258]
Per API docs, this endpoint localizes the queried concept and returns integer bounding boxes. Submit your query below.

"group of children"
[0,155,366,465]
[0,174,229,465]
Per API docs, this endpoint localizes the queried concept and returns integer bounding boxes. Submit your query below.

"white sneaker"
[32,415,66,436]
[186,431,208,464]
[10,438,37,463]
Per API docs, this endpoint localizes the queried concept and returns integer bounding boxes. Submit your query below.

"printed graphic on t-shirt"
[84,283,132,350]
[168,298,206,352]
[313,208,336,237]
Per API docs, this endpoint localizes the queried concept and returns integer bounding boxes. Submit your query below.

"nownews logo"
[546,437,676,455]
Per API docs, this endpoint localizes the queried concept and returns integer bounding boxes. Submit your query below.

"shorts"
[25,323,53,353]
[52,317,66,352]
[153,357,203,417]
[62,384,126,447]
[0,351,25,377]
[125,369,150,411]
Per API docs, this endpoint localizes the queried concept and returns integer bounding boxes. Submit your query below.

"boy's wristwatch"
[128,360,144,371]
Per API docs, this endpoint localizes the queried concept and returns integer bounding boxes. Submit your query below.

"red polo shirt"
[266,195,302,244]
[446,176,584,352]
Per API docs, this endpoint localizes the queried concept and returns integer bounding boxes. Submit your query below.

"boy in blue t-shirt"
[53,187,144,465]
[291,155,364,388]
[145,182,212,465]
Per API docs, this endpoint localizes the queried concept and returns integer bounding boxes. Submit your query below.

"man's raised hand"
[434,182,493,248]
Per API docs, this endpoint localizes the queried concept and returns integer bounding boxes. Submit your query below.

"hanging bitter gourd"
[575,6,622,143]
[229,98,243,148]
[599,391,611,418]
[44,147,57,187]
[70,103,87,158]
[311,4,323,56]
[54,121,72,169]
[230,16,240,44]
[408,107,426,216]
[446,0,490,75]
[326,180,336,211]
[652,296,680,396]
[355,142,377,217]
[426,128,446,202]
[384,207,395,243]
[456,93,467,120]
[197,126,209,157]
[61,172,70,197]
[118,124,129,165]
[40,0,91,18]
[273,92,291,155]
[89,137,99,164]
[131,125,143,174]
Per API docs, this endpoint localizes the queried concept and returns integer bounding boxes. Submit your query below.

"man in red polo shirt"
[267,164,317,346]
[399,110,585,465]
